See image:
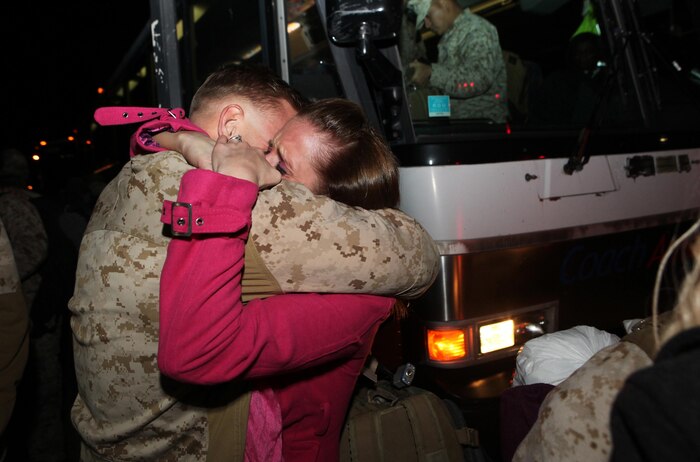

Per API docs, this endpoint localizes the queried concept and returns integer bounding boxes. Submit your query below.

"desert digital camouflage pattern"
[252,181,439,298]
[0,218,21,295]
[512,340,652,462]
[0,187,48,308]
[430,9,508,122]
[69,151,439,461]
[0,218,29,434]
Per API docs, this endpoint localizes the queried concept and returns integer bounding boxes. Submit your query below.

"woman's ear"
[217,104,244,139]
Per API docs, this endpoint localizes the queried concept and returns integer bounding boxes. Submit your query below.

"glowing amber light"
[97,87,105,94]
[427,329,466,361]
[67,136,75,141]
[39,141,47,146]
[31,154,40,161]
[479,320,515,354]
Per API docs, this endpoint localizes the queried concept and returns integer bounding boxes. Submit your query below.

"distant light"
[39,141,47,146]
[93,163,116,174]
[32,154,40,161]
[97,87,105,95]
[85,140,92,145]
[287,22,301,33]
[659,136,669,143]
[506,123,512,135]
[73,128,79,134]
[241,45,262,60]
[538,155,546,159]
[67,136,75,142]
[27,185,34,191]
[494,93,501,99]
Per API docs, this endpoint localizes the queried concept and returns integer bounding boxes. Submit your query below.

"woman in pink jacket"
[158,99,403,461]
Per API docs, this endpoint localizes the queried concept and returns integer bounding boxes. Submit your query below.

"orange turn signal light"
[427,329,467,361]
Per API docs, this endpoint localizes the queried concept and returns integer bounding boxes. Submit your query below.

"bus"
[96,0,700,455]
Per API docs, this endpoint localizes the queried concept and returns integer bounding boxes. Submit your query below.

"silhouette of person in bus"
[529,32,608,126]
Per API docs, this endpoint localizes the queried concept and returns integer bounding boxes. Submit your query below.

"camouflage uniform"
[430,9,508,122]
[511,315,672,462]
[69,151,439,461]
[0,217,29,434]
[0,187,48,310]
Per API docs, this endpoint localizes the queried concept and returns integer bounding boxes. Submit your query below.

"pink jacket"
[158,170,394,460]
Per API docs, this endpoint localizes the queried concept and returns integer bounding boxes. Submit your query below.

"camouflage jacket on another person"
[430,9,508,122]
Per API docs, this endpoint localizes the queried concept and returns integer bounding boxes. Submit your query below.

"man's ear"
[217,104,244,139]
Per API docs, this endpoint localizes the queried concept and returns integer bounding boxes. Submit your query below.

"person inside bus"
[157,97,405,462]
[70,63,439,462]
[405,0,508,122]
[529,32,609,126]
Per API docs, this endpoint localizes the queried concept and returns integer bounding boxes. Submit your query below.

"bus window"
[188,0,267,98]
[286,0,345,100]
[399,0,700,134]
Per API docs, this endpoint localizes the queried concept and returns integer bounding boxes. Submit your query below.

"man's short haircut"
[190,63,308,115]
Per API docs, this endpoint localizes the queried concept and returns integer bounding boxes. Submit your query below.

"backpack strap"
[456,426,480,447]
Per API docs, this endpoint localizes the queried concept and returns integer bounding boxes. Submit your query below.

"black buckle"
[171,202,192,237]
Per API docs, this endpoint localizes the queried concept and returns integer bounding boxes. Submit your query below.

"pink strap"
[161,200,250,236]
[93,106,207,158]
[94,106,186,126]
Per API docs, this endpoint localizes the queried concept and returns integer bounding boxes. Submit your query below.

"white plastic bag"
[513,325,620,386]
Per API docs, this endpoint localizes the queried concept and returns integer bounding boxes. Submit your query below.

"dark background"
[2,2,150,159]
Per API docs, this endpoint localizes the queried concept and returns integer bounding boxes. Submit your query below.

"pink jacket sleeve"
[158,170,394,385]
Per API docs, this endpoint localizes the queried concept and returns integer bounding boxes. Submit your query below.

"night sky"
[2,2,150,155]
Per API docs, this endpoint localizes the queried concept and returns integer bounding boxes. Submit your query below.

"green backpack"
[339,379,484,462]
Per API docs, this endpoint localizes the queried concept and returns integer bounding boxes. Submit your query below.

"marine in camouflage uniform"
[0,217,29,435]
[0,186,48,310]
[69,151,439,461]
[512,314,673,462]
[408,0,508,122]
[432,9,507,122]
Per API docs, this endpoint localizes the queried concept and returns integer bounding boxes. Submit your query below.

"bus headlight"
[479,319,515,354]
[422,301,558,367]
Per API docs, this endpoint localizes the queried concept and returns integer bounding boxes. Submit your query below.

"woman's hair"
[653,218,700,347]
[296,98,400,210]
[298,98,405,317]
[190,63,308,116]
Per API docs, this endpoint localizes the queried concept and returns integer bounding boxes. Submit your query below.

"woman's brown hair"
[297,98,400,210]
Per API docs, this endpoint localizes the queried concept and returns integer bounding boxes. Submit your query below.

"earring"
[228,134,242,143]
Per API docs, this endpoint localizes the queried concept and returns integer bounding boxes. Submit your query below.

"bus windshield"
[283,0,700,139]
